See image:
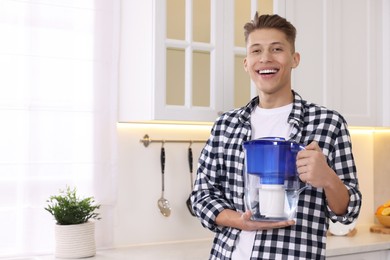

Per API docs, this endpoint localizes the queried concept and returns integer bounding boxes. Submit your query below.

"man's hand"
[296,141,332,188]
[240,211,295,231]
[216,209,295,231]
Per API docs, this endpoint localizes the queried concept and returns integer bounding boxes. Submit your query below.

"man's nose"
[259,51,272,63]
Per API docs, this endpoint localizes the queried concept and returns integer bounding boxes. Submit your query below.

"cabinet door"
[154,0,225,122]
[118,0,155,122]
[276,0,383,126]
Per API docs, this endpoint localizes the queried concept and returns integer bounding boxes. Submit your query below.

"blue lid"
[243,137,304,184]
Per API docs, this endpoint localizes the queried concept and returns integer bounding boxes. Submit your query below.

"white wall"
[114,123,214,247]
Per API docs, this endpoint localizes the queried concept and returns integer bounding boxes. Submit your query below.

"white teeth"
[259,69,278,74]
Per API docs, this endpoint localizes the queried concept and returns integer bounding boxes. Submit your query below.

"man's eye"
[273,48,283,52]
[252,49,260,54]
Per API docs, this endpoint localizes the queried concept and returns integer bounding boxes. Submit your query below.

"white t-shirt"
[231,103,292,260]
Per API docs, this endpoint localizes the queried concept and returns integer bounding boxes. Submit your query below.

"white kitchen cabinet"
[118,0,225,123]
[275,0,389,126]
[119,0,390,125]
[327,250,390,260]
[118,0,274,123]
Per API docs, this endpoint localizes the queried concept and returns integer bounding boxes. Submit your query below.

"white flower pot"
[55,221,96,258]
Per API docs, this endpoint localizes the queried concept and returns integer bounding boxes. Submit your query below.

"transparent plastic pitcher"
[243,137,308,221]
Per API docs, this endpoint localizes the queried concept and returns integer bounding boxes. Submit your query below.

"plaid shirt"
[191,91,361,259]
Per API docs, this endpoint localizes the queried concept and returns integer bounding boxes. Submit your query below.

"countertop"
[326,224,390,257]
[6,225,390,260]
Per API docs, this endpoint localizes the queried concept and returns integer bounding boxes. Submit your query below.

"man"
[190,13,361,259]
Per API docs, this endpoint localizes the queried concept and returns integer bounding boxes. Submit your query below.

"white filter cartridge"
[258,184,285,218]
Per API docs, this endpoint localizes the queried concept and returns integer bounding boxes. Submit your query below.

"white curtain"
[0,0,119,257]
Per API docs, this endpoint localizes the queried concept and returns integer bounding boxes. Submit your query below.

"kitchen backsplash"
[373,132,390,211]
[112,124,388,248]
[115,123,213,247]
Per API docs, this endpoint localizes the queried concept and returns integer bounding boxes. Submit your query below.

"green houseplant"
[45,186,101,258]
[45,186,101,225]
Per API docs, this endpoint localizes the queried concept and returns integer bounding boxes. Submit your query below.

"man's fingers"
[305,141,321,152]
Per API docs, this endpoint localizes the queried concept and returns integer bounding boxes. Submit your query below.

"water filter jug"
[243,137,308,221]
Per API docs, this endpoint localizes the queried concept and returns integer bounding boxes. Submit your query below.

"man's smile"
[257,68,279,75]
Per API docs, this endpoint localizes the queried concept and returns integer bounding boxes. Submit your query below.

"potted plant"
[45,186,101,258]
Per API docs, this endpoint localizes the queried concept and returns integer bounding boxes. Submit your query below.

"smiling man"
[191,13,361,259]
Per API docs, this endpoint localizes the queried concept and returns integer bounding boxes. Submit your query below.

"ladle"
[157,145,171,217]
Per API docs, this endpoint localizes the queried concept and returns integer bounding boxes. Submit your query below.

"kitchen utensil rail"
[140,134,207,147]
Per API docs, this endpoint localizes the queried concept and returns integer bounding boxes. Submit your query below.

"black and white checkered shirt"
[191,91,361,259]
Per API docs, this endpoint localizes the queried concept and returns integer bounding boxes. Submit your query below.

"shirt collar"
[238,96,259,124]
[288,90,305,128]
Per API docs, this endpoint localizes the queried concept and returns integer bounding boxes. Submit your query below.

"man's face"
[244,28,300,96]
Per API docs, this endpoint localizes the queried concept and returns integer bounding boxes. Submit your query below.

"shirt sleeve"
[190,119,235,232]
[326,120,362,224]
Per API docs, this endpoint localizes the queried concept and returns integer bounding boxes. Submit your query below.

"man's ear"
[292,52,300,68]
[243,57,248,72]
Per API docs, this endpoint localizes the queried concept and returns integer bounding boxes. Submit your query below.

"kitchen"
[112,0,390,258]
[2,0,390,259]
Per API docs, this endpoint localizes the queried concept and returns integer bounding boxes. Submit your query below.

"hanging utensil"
[186,144,196,216]
[157,145,171,217]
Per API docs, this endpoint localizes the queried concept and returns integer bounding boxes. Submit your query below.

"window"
[0,0,119,256]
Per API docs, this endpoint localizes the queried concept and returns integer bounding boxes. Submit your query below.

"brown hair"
[244,12,297,52]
